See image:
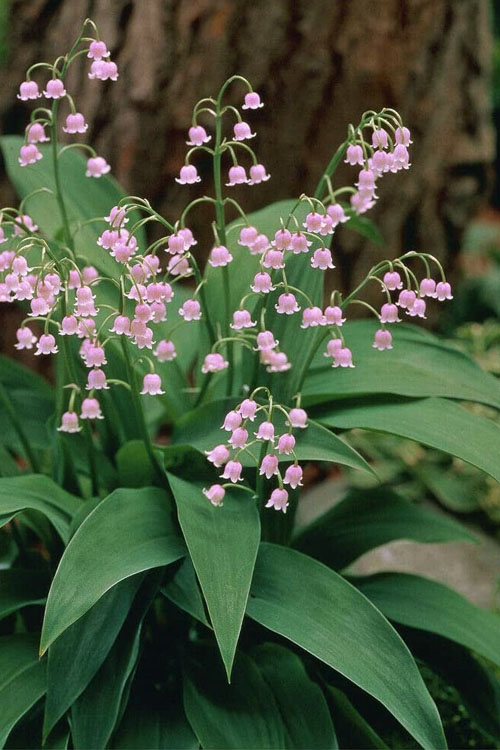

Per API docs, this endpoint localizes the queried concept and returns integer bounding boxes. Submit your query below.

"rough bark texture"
[0,0,495,311]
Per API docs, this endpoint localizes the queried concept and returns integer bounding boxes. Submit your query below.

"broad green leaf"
[71,572,161,749]
[251,643,338,749]
[0,634,47,749]
[294,487,476,570]
[40,487,185,654]
[303,320,500,411]
[0,569,49,618]
[247,544,446,750]
[183,646,286,749]
[168,472,260,678]
[343,213,384,244]
[325,686,387,749]
[317,396,500,485]
[355,572,500,668]
[0,474,81,542]
[43,576,144,739]
[172,398,373,475]
[116,440,156,488]
[161,557,211,628]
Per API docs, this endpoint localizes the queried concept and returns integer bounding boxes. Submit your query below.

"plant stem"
[0,379,41,472]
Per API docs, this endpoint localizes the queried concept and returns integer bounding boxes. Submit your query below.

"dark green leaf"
[247,544,446,750]
[161,557,211,628]
[343,213,384,245]
[0,569,49,619]
[294,487,476,570]
[325,686,387,749]
[116,440,156,488]
[168,473,260,678]
[40,487,185,654]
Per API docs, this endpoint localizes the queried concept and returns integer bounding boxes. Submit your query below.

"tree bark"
[0,0,495,307]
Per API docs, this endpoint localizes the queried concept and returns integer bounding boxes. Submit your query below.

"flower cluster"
[204,392,307,512]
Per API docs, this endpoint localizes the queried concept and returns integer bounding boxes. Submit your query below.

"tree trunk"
[0,0,495,310]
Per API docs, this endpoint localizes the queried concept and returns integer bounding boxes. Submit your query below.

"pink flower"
[141,373,164,395]
[87,368,108,390]
[86,157,111,178]
[15,327,36,350]
[205,444,230,467]
[239,226,258,247]
[278,433,295,455]
[155,339,176,362]
[283,464,303,489]
[19,144,43,166]
[255,330,278,351]
[35,333,58,356]
[134,328,154,350]
[327,203,349,226]
[150,302,166,323]
[238,398,257,421]
[88,60,118,81]
[407,297,426,319]
[167,255,191,276]
[373,329,393,351]
[17,80,41,100]
[372,128,389,149]
[397,289,417,310]
[209,245,233,267]
[324,305,345,326]
[242,91,263,109]
[255,421,275,442]
[12,256,29,275]
[274,228,292,250]
[393,144,410,170]
[203,484,225,507]
[222,410,242,431]
[63,112,88,133]
[81,397,103,420]
[43,79,66,98]
[27,122,49,143]
[229,427,248,449]
[259,454,278,479]
[176,165,200,184]
[85,344,107,367]
[88,40,109,60]
[263,249,285,270]
[371,150,390,175]
[231,309,256,329]
[419,278,437,298]
[333,347,355,368]
[82,266,99,285]
[319,215,334,236]
[383,271,403,291]
[233,121,255,140]
[275,293,300,315]
[249,164,270,184]
[14,214,38,235]
[29,296,50,316]
[250,234,270,254]
[178,227,197,249]
[110,315,131,335]
[186,125,211,146]
[301,306,325,328]
[435,281,453,301]
[351,192,375,215]
[251,272,274,293]
[311,248,335,270]
[135,303,152,323]
[287,408,308,429]
[395,126,412,146]
[290,232,312,254]
[58,411,81,433]
[380,303,401,324]
[344,144,364,166]
[220,460,243,483]
[265,351,291,373]
[105,205,128,227]
[226,165,248,186]
[167,233,186,255]
[201,353,229,373]
[265,488,289,513]
[304,212,323,233]
[179,299,201,321]
[60,315,78,336]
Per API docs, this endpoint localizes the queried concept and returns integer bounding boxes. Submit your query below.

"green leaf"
[0,569,49,619]
[343,213,384,245]
[40,487,185,654]
[43,576,144,740]
[247,544,446,750]
[251,643,338,749]
[167,472,260,678]
[294,487,476,570]
[161,557,211,628]
[0,474,81,542]
[172,398,373,475]
[183,645,286,749]
[325,686,387,749]
[116,440,156,488]
[71,572,162,749]
[317,396,500,484]
[303,321,500,411]
[355,572,500,668]
[0,634,47,749]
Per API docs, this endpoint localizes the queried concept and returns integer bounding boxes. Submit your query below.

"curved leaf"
[355,572,500,668]
[247,544,446,750]
[168,473,260,678]
[161,557,211,628]
[325,686,387,749]
[40,487,185,654]
[294,487,476,570]
[317,396,500,484]
[0,569,49,618]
